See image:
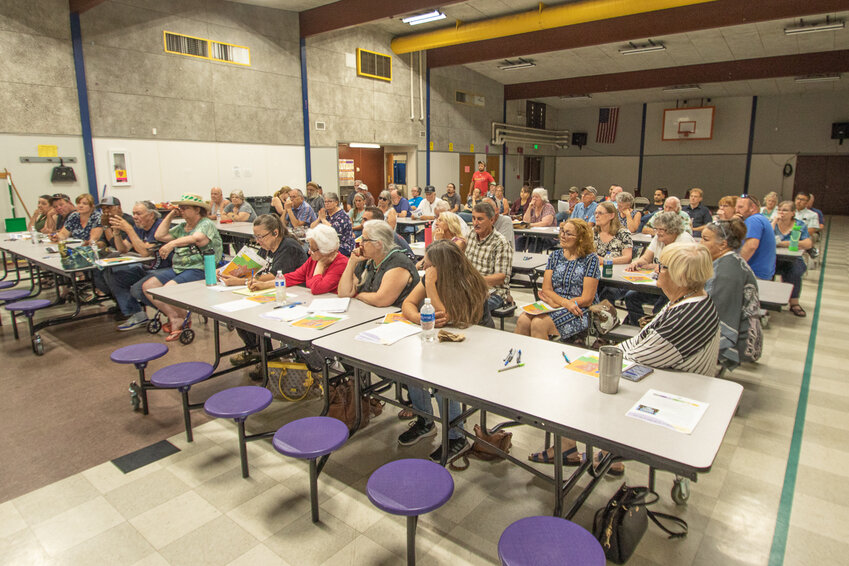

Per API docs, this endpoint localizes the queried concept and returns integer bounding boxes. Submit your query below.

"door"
[338,144,384,203]
[524,156,542,188]
[459,154,475,201]
[486,155,500,185]
[795,155,849,215]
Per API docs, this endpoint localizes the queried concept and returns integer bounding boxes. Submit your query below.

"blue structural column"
[300,37,312,182]
[425,66,431,186]
[637,103,647,192]
[69,13,98,201]
[743,96,758,193]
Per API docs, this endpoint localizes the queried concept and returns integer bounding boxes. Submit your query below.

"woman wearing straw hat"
[142,193,223,341]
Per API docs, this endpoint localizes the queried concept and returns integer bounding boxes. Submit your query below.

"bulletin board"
[338,159,354,186]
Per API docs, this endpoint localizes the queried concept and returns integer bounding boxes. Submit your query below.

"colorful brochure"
[625,389,709,434]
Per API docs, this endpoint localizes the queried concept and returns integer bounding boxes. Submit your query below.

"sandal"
[789,304,806,317]
[398,408,415,420]
[594,451,625,476]
[165,327,184,342]
[528,446,584,466]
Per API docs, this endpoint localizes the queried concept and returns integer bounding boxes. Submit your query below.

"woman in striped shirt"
[621,242,720,377]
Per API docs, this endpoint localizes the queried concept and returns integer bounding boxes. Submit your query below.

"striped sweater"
[621,294,720,376]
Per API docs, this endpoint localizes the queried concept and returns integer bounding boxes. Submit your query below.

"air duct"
[491,122,571,149]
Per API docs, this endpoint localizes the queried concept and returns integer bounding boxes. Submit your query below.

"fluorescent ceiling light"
[348,142,380,148]
[402,10,446,25]
[498,58,536,71]
[619,40,666,55]
[784,18,844,35]
[663,85,701,93]
[559,94,592,100]
[794,73,841,83]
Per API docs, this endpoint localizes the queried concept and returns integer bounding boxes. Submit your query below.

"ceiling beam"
[299,0,465,38]
[505,50,849,100]
[428,0,849,68]
[69,0,107,13]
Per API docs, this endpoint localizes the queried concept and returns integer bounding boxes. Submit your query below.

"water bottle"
[603,253,613,278]
[420,298,436,343]
[203,249,217,286]
[216,209,221,223]
[275,270,287,305]
[30,227,38,245]
[789,224,801,252]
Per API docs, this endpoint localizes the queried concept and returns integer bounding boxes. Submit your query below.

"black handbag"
[51,159,77,182]
[592,484,687,564]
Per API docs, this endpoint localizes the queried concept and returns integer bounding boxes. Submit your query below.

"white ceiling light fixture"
[784,17,844,35]
[794,73,841,83]
[348,142,381,148]
[559,94,593,100]
[401,10,446,26]
[619,40,666,55]
[497,58,536,71]
[663,85,702,93]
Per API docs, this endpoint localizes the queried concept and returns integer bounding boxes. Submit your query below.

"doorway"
[338,143,384,204]
[795,155,849,215]
[459,154,475,201]
[524,156,542,189]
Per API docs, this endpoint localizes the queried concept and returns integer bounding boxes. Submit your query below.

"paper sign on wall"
[429,142,433,151]
[448,143,453,152]
[38,145,58,157]
[464,166,470,173]
[470,144,474,152]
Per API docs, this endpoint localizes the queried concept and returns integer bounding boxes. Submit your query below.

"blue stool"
[367,459,454,565]
[5,299,51,354]
[0,289,32,332]
[110,343,169,414]
[150,362,214,442]
[498,516,605,566]
[205,386,273,478]
[273,416,348,523]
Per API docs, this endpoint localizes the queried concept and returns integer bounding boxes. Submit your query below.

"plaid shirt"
[465,228,512,299]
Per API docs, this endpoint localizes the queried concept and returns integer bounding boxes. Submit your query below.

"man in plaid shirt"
[465,202,513,312]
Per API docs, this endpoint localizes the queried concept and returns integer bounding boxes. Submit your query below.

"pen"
[503,348,515,366]
[498,363,525,373]
[274,301,303,309]
[562,351,570,364]
[516,349,522,364]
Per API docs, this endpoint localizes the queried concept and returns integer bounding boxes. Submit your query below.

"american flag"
[596,107,619,144]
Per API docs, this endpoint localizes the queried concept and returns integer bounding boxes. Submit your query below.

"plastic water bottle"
[216,209,221,223]
[275,270,287,305]
[420,298,436,343]
[603,253,613,278]
[30,227,38,245]
[789,224,801,252]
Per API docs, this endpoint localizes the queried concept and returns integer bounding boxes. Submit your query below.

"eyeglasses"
[254,231,273,241]
[559,230,576,238]
[657,262,668,271]
[655,228,667,235]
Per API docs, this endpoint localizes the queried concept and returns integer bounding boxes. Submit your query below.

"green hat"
[171,193,210,211]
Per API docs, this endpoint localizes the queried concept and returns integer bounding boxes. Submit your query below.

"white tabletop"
[396,217,430,226]
[0,233,93,274]
[313,324,742,473]
[213,222,255,237]
[776,247,803,257]
[148,280,397,348]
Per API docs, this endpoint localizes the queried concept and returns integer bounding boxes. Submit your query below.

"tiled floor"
[1,219,845,565]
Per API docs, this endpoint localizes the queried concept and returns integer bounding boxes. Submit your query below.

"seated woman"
[594,201,633,303]
[348,192,366,237]
[28,195,52,233]
[520,187,557,252]
[50,193,103,245]
[492,185,510,216]
[222,190,257,222]
[310,191,355,256]
[376,190,397,230]
[285,224,349,294]
[615,192,642,233]
[398,240,493,461]
[222,214,308,365]
[761,191,779,221]
[715,195,738,221]
[623,212,694,326]
[701,219,763,370]
[509,185,531,219]
[433,211,466,251]
[338,219,419,308]
[464,187,483,214]
[142,193,223,341]
[772,200,812,317]
[514,219,599,342]
[269,186,291,216]
[621,242,720,376]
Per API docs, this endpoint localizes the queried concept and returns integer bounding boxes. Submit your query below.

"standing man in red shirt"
[469,161,495,198]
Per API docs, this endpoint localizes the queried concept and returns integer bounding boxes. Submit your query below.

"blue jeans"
[408,386,464,440]
[487,293,504,313]
[130,268,173,308]
[103,264,149,316]
[624,290,667,326]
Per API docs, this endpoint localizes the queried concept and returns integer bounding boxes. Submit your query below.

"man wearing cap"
[411,186,444,221]
[569,186,599,225]
[305,181,325,213]
[46,193,74,232]
[469,161,495,198]
[97,196,135,250]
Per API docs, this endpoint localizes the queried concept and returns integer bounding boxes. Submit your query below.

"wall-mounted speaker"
[571,132,588,148]
[832,122,849,144]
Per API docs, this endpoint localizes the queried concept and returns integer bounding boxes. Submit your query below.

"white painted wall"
[428,152,460,196]
[311,147,340,194]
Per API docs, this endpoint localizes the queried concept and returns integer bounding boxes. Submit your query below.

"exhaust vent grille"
[164,31,250,66]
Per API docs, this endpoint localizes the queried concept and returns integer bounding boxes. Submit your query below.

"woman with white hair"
[284,223,349,294]
[522,187,556,227]
[338,220,419,307]
[223,190,256,222]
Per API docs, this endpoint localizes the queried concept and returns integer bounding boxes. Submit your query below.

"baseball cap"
[98,196,121,207]
[358,183,368,191]
[50,193,70,203]
[583,186,598,196]
[424,185,436,193]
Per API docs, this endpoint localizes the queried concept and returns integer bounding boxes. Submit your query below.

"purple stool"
[204,386,273,478]
[0,281,14,289]
[150,362,214,442]
[273,416,349,523]
[498,516,605,566]
[110,343,169,414]
[5,299,51,354]
[367,459,454,565]
[0,289,32,334]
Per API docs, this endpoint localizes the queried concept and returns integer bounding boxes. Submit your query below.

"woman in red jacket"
[284,223,348,294]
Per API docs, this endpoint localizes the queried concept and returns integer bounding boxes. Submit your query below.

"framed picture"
[109,150,131,186]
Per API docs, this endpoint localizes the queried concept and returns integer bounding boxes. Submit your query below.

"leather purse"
[592,484,687,564]
[326,378,382,431]
[448,424,512,471]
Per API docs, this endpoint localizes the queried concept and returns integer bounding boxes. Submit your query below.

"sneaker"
[429,438,469,462]
[230,350,260,366]
[117,312,149,331]
[398,418,436,446]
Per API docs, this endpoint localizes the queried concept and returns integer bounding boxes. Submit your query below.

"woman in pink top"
[284,224,348,294]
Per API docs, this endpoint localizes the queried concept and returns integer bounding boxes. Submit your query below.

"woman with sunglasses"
[701,219,763,369]
[376,190,397,230]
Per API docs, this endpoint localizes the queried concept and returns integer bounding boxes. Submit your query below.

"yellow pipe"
[391,0,718,54]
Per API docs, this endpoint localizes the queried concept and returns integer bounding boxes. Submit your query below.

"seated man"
[482,197,515,250]
[683,188,712,237]
[568,186,598,225]
[97,196,134,250]
[643,196,692,235]
[735,194,775,280]
[465,202,513,312]
[276,188,316,230]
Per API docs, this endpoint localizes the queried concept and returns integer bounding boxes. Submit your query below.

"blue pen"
[503,348,515,366]
[562,351,570,364]
[516,349,522,364]
[274,301,303,309]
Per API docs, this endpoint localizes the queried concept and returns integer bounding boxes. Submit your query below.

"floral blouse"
[328,208,355,256]
[63,210,102,241]
[594,228,633,258]
[546,251,600,339]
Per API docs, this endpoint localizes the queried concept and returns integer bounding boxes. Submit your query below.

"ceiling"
[226,0,849,108]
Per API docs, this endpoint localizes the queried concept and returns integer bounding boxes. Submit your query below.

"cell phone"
[622,364,654,382]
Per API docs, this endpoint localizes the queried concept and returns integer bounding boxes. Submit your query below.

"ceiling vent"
[357,48,392,82]
[164,31,250,66]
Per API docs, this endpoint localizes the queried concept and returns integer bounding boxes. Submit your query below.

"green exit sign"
[533,144,539,150]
